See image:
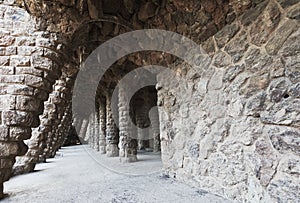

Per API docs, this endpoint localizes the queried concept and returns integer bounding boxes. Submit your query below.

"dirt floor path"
[3,145,231,203]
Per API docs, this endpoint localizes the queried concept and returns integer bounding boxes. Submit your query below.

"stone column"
[149,107,160,152]
[99,99,106,154]
[118,83,137,162]
[105,94,119,157]
[50,105,72,157]
[79,118,89,142]
[88,113,94,148]
[94,112,100,151]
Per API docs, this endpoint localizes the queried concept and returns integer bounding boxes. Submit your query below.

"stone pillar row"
[48,105,73,158]
[85,87,161,162]
[13,77,73,175]
[41,79,73,161]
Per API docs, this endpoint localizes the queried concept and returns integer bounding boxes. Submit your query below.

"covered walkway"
[3,145,231,203]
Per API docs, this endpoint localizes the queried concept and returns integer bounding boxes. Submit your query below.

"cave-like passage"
[83,72,162,163]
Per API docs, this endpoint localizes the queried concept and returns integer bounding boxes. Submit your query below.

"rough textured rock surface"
[157,1,300,202]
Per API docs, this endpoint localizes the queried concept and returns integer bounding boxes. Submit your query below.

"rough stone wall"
[158,1,300,202]
[0,0,65,197]
[13,76,73,175]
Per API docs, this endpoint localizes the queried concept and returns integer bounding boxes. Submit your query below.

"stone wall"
[0,0,65,197]
[157,1,300,202]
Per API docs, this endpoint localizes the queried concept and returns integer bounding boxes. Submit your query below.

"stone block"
[266,20,298,55]
[223,64,245,82]
[0,66,14,75]
[250,1,281,46]
[0,95,16,110]
[10,56,31,67]
[0,84,34,96]
[15,66,43,77]
[285,54,300,83]
[0,126,9,141]
[287,6,300,20]
[0,74,24,83]
[267,77,291,102]
[16,37,35,46]
[277,0,299,8]
[268,126,300,155]
[213,51,231,68]
[208,69,224,90]
[24,75,45,89]
[2,110,38,127]
[16,95,40,111]
[17,46,38,56]
[214,23,240,48]
[4,6,29,22]
[5,46,16,55]
[9,126,31,141]
[268,173,300,202]
[224,31,249,63]
[0,47,5,56]
[0,56,9,66]
[278,28,300,57]
[36,38,53,47]
[0,19,13,30]
[0,32,15,46]
[0,141,27,157]
[31,55,53,71]
[240,1,268,26]
[261,99,300,126]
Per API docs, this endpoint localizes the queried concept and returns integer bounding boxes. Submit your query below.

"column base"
[12,163,35,176]
[106,144,119,157]
[99,146,106,154]
[119,148,137,162]
[120,155,137,163]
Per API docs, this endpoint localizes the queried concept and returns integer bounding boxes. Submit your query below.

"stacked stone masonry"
[0,0,299,202]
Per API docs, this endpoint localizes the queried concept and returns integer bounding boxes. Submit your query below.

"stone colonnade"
[84,86,161,162]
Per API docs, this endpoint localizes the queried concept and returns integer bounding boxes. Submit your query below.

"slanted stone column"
[149,107,160,152]
[88,113,94,148]
[55,108,72,151]
[14,77,72,172]
[99,99,106,154]
[105,94,119,157]
[74,118,83,135]
[118,83,137,162]
[94,112,100,151]
[79,118,89,142]
[49,104,72,158]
